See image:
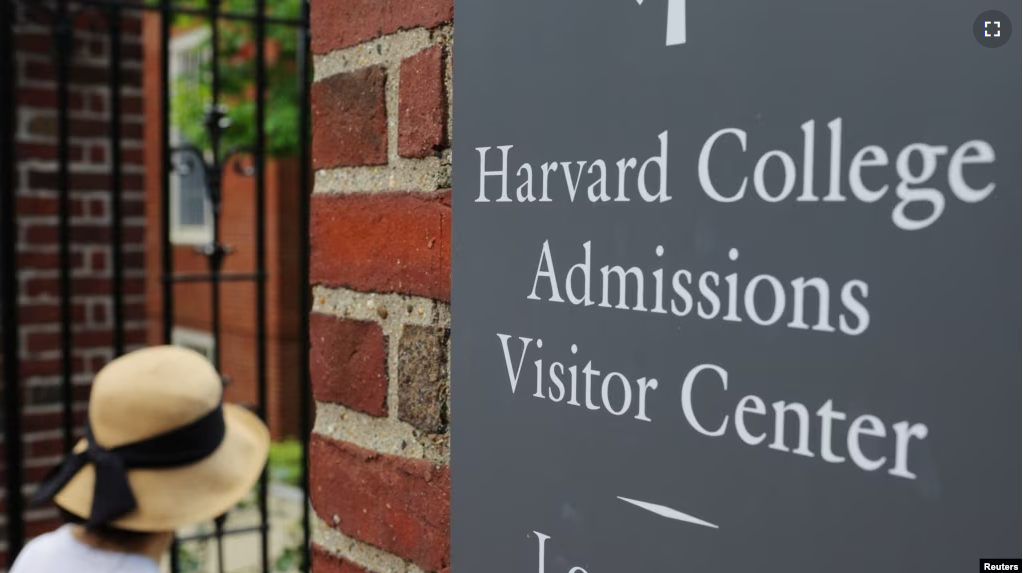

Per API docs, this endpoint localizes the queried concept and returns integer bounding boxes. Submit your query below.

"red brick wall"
[307,1,453,572]
[141,159,305,440]
[2,8,147,565]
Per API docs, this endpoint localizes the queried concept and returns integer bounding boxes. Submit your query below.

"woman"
[10,345,270,572]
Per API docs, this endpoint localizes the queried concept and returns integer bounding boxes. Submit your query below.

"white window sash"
[169,27,214,246]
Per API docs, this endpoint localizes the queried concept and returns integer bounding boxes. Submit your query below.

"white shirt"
[9,525,160,573]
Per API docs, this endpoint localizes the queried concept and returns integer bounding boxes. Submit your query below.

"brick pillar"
[307,1,453,572]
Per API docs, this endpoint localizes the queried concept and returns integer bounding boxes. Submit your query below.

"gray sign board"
[451,1,1021,571]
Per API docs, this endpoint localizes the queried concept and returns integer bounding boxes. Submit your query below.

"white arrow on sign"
[635,0,686,46]
[618,496,719,529]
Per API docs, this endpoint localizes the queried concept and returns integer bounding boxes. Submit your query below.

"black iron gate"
[0,0,313,570]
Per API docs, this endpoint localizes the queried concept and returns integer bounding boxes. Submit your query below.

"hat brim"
[53,403,271,532]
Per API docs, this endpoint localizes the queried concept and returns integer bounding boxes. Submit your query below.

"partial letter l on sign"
[636,0,686,46]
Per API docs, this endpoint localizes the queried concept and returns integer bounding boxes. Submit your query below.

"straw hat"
[37,345,270,532]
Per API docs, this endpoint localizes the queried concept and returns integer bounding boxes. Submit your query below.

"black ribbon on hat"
[32,403,227,528]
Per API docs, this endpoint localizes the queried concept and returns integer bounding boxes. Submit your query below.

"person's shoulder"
[13,526,161,573]
[17,525,72,554]
[8,526,73,572]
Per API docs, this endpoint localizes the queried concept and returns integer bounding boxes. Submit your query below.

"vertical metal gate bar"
[296,1,313,567]
[54,0,75,454]
[160,2,180,570]
[207,0,222,373]
[205,3,226,571]
[253,0,271,570]
[159,0,173,347]
[108,4,125,357]
[1,0,26,564]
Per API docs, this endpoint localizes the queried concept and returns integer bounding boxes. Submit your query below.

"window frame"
[170,326,216,363]
[168,27,214,246]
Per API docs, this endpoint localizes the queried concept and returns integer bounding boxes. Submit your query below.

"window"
[169,27,213,245]
[171,326,215,363]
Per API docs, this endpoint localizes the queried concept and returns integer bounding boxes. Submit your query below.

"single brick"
[17,252,64,269]
[22,411,79,434]
[26,384,66,407]
[398,46,447,158]
[310,191,451,301]
[18,302,87,325]
[28,436,69,458]
[25,329,143,354]
[24,224,145,246]
[18,357,85,378]
[311,67,387,169]
[123,147,145,165]
[15,196,87,218]
[311,0,453,54]
[23,62,105,85]
[27,171,144,192]
[22,277,144,298]
[15,32,52,54]
[17,88,86,110]
[311,546,371,573]
[398,325,449,432]
[16,143,86,162]
[310,435,450,572]
[310,313,388,417]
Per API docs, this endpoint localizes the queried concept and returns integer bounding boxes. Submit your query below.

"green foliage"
[169,0,306,158]
[268,439,304,487]
[174,524,212,573]
[175,544,203,573]
[273,517,309,572]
